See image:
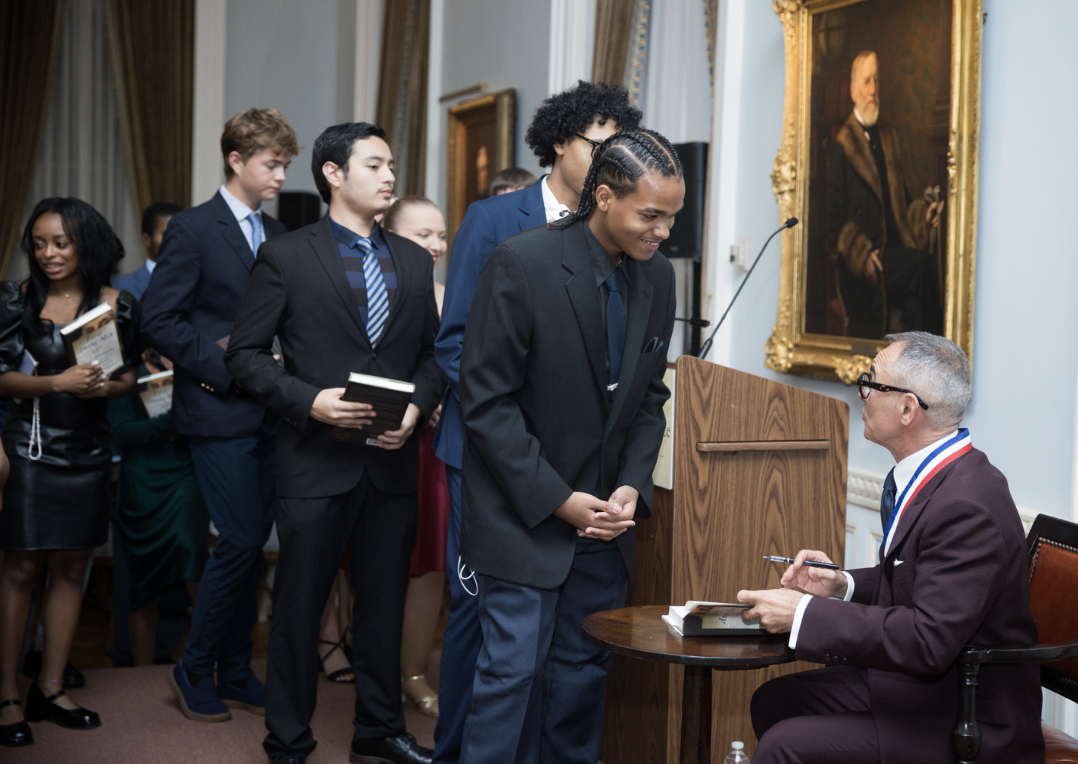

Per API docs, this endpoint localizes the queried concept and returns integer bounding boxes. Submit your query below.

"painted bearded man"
[826,50,944,339]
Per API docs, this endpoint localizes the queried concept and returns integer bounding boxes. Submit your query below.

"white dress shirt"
[540,175,571,224]
[219,184,263,253]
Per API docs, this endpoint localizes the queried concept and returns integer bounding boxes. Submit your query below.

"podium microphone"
[697,218,798,361]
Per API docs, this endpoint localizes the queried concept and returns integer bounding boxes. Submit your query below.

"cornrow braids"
[552,128,683,230]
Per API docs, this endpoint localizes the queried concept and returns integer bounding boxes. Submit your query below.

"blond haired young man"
[143,108,300,723]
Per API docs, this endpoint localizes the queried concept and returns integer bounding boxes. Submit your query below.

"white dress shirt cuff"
[787,572,855,649]
[787,594,812,649]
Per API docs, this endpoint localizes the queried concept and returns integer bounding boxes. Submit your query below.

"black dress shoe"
[270,756,306,764]
[350,732,432,764]
[21,650,86,689]
[0,699,33,747]
[25,682,101,729]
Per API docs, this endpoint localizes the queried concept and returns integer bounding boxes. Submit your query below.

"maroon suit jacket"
[797,447,1044,764]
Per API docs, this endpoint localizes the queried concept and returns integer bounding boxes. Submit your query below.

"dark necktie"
[605,269,625,399]
[880,468,897,531]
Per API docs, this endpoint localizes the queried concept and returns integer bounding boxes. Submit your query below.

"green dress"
[109,368,209,610]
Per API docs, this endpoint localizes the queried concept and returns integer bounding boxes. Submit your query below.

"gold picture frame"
[446,88,515,244]
[765,0,982,383]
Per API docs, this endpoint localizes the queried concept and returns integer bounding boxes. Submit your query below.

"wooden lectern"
[600,356,849,763]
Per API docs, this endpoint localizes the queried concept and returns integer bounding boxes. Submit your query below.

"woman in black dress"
[0,198,139,747]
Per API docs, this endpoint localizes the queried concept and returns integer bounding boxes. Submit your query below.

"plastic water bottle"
[723,741,750,764]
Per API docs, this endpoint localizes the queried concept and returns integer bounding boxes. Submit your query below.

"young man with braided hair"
[456,129,684,764]
[432,80,640,764]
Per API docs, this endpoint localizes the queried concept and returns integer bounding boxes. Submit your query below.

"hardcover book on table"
[332,372,416,446]
[662,601,766,636]
[59,302,124,376]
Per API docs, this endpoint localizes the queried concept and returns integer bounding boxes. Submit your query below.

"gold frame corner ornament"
[767,0,982,384]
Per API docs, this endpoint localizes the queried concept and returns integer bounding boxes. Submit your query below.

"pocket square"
[893,560,904,566]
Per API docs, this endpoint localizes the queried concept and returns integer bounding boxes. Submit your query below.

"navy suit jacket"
[433,181,545,469]
[141,191,286,438]
[112,262,152,300]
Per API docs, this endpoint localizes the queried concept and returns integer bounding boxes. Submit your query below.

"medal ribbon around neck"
[883,428,972,556]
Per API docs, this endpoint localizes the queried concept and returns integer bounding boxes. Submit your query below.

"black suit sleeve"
[616,272,676,519]
[142,216,232,393]
[461,246,574,529]
[224,243,321,430]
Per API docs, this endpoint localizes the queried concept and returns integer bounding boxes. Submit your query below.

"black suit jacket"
[797,448,1043,763]
[142,191,286,438]
[459,221,676,589]
[224,216,442,499]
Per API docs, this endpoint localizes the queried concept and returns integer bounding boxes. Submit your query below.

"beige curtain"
[592,0,635,85]
[104,0,194,214]
[376,0,430,197]
[0,0,65,275]
[705,0,719,89]
[592,0,651,103]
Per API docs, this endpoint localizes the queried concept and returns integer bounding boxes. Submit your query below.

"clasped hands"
[310,388,420,450]
[554,486,638,542]
[737,550,847,634]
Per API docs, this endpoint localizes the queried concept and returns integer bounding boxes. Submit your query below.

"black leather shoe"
[21,650,86,689]
[350,732,432,764]
[24,682,101,729]
[270,756,306,764]
[0,699,33,747]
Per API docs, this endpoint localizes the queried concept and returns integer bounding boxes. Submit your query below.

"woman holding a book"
[0,198,140,747]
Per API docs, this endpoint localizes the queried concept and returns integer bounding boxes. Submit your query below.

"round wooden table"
[583,605,795,764]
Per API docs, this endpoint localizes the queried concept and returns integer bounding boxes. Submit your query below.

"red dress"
[410,427,450,575]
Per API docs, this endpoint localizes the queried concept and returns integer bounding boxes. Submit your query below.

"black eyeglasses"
[574,133,603,157]
[857,372,930,410]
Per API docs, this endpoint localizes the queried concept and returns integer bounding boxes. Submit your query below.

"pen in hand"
[763,555,840,570]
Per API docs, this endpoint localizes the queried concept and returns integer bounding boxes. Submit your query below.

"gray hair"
[884,332,970,429]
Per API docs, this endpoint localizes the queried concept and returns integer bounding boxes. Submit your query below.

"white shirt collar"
[219,184,261,222]
[540,175,572,225]
[145,260,157,274]
[892,430,960,497]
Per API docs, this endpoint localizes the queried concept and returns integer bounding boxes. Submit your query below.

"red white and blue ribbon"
[883,428,972,556]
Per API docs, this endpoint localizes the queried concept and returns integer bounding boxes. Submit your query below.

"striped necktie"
[248,212,264,255]
[358,237,389,345]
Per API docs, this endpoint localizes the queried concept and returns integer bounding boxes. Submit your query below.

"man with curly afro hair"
[431,80,640,764]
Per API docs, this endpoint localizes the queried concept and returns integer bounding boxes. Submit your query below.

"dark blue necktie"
[605,269,625,399]
[880,468,896,531]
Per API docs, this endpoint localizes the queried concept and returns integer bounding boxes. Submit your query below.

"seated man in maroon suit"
[738,331,1044,764]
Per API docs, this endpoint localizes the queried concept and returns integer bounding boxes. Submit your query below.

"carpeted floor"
[5,655,439,764]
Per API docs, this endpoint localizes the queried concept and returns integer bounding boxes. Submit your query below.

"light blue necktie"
[358,237,389,345]
[248,211,265,256]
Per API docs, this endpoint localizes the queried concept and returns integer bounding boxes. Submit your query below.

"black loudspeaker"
[665,142,708,259]
[277,191,322,232]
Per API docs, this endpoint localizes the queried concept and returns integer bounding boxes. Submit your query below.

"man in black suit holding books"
[225,122,441,764]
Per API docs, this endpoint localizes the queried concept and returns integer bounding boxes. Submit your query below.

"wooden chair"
[952,514,1078,763]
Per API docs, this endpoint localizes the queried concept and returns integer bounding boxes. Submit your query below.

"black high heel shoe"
[0,699,33,747]
[25,681,101,730]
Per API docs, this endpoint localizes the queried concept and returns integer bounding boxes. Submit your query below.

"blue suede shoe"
[218,674,266,716]
[167,661,231,722]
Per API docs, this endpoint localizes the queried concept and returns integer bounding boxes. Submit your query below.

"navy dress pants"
[182,412,275,681]
[434,465,481,764]
[458,544,628,764]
